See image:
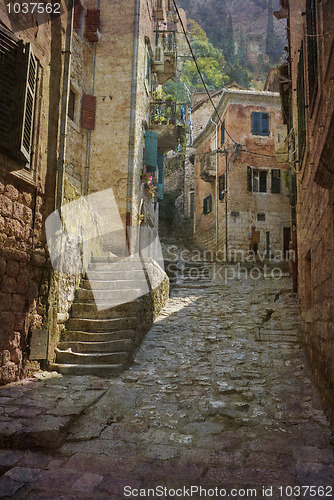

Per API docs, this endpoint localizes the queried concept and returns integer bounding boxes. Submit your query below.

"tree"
[180,20,229,91]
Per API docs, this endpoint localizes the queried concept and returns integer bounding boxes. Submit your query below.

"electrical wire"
[171,0,239,146]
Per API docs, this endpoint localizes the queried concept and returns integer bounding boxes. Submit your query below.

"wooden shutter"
[261,113,269,136]
[219,173,225,200]
[271,169,281,193]
[85,9,100,42]
[220,119,225,146]
[203,195,212,215]
[73,2,84,33]
[81,93,96,129]
[0,27,21,154]
[247,166,252,191]
[144,130,158,168]
[252,112,260,135]
[19,43,37,163]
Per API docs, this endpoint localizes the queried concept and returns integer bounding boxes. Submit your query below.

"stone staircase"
[50,257,150,376]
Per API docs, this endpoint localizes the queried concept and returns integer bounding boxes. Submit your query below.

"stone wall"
[0,4,64,383]
[288,0,334,426]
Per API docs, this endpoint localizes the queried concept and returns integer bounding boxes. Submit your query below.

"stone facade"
[193,89,291,260]
[0,4,66,383]
[0,0,180,383]
[280,0,334,425]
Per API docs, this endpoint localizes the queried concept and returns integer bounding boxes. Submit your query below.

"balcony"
[200,153,216,182]
[149,100,185,153]
[154,30,177,84]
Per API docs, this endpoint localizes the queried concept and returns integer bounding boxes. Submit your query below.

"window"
[68,90,76,121]
[0,26,37,166]
[247,167,267,193]
[219,173,225,200]
[252,112,269,136]
[189,191,194,216]
[257,213,266,221]
[203,195,212,215]
[271,169,281,193]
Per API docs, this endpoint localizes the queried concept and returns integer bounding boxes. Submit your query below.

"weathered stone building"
[277,0,334,425]
[193,88,291,260]
[0,3,66,382]
[0,0,182,382]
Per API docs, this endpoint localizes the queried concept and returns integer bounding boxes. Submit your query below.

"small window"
[271,169,281,194]
[68,90,76,121]
[252,112,269,136]
[247,167,267,193]
[257,213,266,221]
[231,211,239,217]
[203,195,212,215]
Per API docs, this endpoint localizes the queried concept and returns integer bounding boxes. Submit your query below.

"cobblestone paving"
[0,269,334,499]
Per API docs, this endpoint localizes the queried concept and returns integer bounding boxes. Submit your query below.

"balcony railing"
[154,30,177,84]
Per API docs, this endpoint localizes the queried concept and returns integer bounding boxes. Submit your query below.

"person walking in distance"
[248,225,260,256]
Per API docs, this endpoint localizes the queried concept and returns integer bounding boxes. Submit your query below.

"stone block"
[4,185,19,201]
[12,294,26,312]
[1,275,17,293]
[13,202,24,221]
[5,219,23,239]
[16,272,30,294]
[23,206,33,224]
[21,192,32,207]
[0,195,13,217]
[0,215,4,231]
[6,260,19,278]
[0,256,6,277]
[0,312,15,334]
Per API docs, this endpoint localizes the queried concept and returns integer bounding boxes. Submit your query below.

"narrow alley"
[1,266,333,499]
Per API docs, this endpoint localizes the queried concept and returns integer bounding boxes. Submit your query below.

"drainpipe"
[210,119,219,259]
[56,0,74,211]
[126,0,140,255]
[84,0,100,195]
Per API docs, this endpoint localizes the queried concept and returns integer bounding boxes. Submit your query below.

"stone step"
[61,329,137,342]
[49,363,126,376]
[76,288,144,303]
[81,279,148,290]
[66,317,137,332]
[70,301,142,319]
[86,270,146,281]
[55,348,131,365]
[88,261,144,271]
[91,256,142,263]
[57,339,134,353]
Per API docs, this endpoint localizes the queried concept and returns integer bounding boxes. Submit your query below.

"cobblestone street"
[1,267,333,499]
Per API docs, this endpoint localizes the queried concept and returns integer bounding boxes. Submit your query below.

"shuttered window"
[203,195,212,215]
[271,169,281,194]
[220,119,225,146]
[247,167,268,193]
[20,44,37,162]
[252,112,269,136]
[85,9,100,42]
[0,27,37,165]
[306,0,318,105]
[73,1,84,34]
[144,130,158,169]
[81,93,96,129]
[247,166,252,191]
[297,43,306,165]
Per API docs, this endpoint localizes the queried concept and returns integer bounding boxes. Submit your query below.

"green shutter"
[247,166,252,191]
[252,112,260,135]
[157,152,164,199]
[261,113,269,136]
[271,169,281,193]
[144,130,158,168]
